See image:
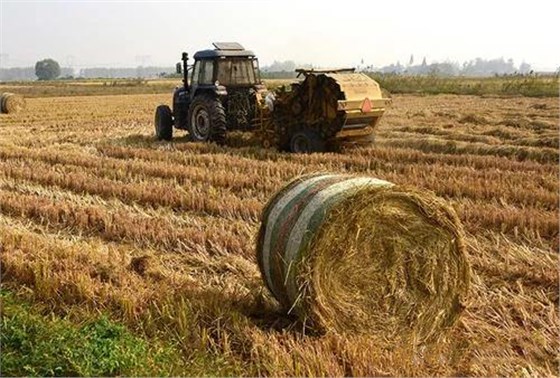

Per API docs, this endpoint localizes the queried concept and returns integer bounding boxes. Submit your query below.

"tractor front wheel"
[154,105,173,141]
[289,129,326,153]
[188,95,227,144]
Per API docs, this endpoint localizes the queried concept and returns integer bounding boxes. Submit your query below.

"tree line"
[0,57,556,82]
[370,56,536,76]
[262,57,548,77]
[0,59,175,81]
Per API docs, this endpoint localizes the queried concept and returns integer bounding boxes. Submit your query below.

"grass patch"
[368,74,559,97]
[0,290,179,377]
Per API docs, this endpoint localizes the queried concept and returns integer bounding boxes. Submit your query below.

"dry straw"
[1,93,26,114]
[256,173,470,343]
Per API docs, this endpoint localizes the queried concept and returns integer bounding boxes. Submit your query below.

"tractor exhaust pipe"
[181,52,189,91]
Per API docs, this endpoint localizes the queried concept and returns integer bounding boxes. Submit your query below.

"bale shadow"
[175,284,316,336]
[242,289,319,335]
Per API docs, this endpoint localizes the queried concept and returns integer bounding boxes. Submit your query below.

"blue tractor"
[154,42,266,143]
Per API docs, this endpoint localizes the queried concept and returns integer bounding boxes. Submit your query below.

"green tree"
[35,58,61,80]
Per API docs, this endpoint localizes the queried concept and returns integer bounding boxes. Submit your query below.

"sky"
[1,0,559,71]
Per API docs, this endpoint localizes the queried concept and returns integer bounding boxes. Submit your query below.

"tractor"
[154,42,391,153]
[155,42,265,144]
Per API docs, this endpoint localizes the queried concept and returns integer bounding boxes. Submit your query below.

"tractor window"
[217,60,231,84]
[200,60,214,84]
[217,59,256,85]
[252,59,261,82]
[192,62,200,84]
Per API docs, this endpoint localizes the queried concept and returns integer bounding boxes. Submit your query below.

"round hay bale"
[1,93,26,114]
[256,173,470,342]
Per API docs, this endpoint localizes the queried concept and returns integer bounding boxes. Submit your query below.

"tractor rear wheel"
[188,95,227,144]
[155,105,173,141]
[289,129,326,153]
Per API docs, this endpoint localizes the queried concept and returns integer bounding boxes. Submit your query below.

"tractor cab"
[191,42,262,90]
[167,42,265,139]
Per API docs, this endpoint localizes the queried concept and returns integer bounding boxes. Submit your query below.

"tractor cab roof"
[193,42,255,60]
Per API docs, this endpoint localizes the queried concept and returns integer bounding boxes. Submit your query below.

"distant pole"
[66,55,76,76]
[135,55,152,67]
[0,53,9,67]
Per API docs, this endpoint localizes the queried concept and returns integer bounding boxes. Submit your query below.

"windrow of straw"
[1,93,26,114]
[256,173,471,344]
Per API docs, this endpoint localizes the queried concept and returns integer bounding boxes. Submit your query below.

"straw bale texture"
[1,93,26,114]
[257,173,470,343]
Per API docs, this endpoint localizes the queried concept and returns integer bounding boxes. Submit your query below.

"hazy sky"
[1,0,559,71]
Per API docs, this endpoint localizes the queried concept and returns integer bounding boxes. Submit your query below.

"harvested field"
[0,90,558,376]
